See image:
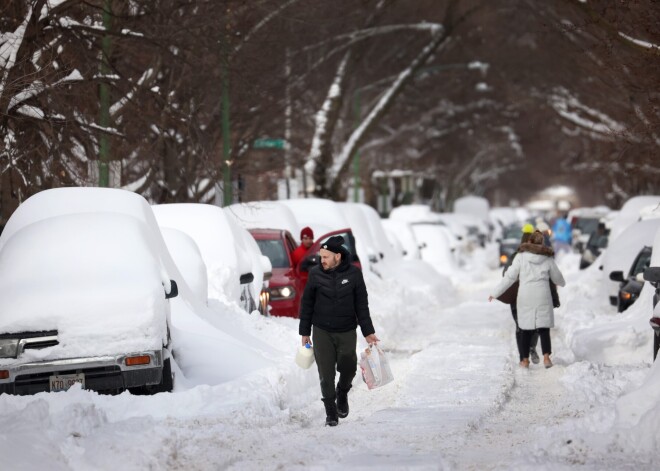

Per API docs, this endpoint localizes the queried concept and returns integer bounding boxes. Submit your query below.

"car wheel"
[128,358,174,395]
[654,333,660,362]
[151,357,174,393]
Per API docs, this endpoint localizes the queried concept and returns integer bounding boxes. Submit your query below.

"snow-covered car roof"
[609,196,660,243]
[152,203,263,305]
[453,195,490,220]
[226,201,301,238]
[279,198,350,236]
[0,187,160,253]
[489,207,519,228]
[567,206,610,220]
[389,204,442,224]
[0,212,169,362]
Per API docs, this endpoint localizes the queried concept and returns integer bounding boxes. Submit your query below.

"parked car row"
[589,195,660,362]
[0,188,282,396]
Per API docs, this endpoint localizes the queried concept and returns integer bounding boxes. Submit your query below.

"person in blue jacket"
[552,213,572,255]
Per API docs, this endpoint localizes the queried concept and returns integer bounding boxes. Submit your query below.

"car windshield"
[255,239,290,268]
[587,232,609,250]
[503,225,522,240]
[631,248,652,277]
[575,217,599,234]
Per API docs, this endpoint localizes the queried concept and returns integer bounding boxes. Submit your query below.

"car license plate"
[49,373,85,392]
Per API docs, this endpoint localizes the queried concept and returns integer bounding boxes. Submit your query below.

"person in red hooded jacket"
[292,226,314,266]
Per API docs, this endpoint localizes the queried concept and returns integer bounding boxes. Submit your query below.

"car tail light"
[620,291,632,301]
[650,318,660,332]
[125,355,151,366]
[0,370,8,379]
[500,254,508,264]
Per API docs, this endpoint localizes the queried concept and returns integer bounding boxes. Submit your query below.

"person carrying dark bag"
[299,235,379,426]
[500,225,540,364]
[490,230,566,369]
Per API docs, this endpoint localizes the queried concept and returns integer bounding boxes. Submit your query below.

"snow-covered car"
[498,223,523,267]
[152,204,266,314]
[579,222,609,270]
[381,218,421,260]
[389,205,462,264]
[610,246,652,313]
[608,196,660,243]
[602,218,660,307]
[0,188,177,395]
[643,228,660,361]
[160,227,208,306]
[409,222,457,277]
[568,206,610,253]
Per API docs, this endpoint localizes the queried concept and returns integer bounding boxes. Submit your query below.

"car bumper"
[269,298,299,318]
[0,349,164,395]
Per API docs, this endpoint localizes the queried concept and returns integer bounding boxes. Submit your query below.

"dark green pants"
[312,326,357,400]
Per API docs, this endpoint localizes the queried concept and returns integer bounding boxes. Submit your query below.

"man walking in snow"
[299,235,379,426]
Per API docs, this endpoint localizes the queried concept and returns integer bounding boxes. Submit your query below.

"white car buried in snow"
[0,189,177,395]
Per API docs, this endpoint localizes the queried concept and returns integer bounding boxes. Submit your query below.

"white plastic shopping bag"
[359,344,394,389]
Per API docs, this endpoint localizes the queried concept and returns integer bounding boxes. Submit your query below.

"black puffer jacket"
[298,249,374,337]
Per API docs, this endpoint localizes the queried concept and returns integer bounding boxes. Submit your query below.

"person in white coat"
[488,230,566,368]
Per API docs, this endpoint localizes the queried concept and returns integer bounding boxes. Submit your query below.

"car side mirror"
[165,280,179,299]
[260,255,272,282]
[300,254,318,273]
[644,267,660,283]
[239,272,254,284]
[609,271,625,282]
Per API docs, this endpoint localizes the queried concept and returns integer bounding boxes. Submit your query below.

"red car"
[249,228,361,318]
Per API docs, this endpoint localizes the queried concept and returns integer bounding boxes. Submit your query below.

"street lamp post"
[221,6,232,206]
[98,0,112,187]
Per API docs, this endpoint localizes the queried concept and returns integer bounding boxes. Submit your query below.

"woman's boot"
[543,353,553,369]
[322,398,339,426]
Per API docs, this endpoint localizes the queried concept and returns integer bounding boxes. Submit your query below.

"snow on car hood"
[0,213,169,363]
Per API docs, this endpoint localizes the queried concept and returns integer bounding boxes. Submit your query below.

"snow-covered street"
[2,2,659,469]
[3,249,658,470]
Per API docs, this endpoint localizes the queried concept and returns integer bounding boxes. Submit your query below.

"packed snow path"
[166,278,584,470]
[3,259,658,470]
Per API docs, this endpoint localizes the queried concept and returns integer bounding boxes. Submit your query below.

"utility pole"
[284,48,292,198]
[221,6,232,206]
[98,0,112,187]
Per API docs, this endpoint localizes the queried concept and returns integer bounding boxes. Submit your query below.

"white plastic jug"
[295,343,315,369]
